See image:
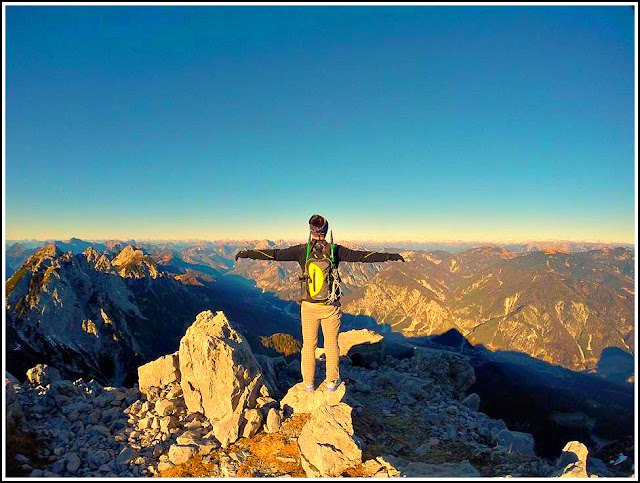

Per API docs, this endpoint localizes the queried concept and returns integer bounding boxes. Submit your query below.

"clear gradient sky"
[4,5,637,243]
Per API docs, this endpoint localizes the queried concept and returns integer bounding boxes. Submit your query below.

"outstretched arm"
[336,245,404,263]
[235,244,305,262]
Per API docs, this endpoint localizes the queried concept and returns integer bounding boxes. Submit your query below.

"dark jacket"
[235,239,401,270]
[236,239,403,303]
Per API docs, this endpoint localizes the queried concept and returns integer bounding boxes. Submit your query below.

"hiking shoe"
[325,379,341,392]
[304,385,315,392]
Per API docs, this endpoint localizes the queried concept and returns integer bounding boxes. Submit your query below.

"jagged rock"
[442,424,457,440]
[138,417,153,430]
[280,382,346,414]
[398,392,416,405]
[26,364,62,385]
[116,446,136,466]
[241,409,263,439]
[6,371,20,387]
[168,444,198,466]
[166,383,183,400]
[137,352,180,394]
[256,395,279,414]
[6,373,25,430]
[415,443,430,456]
[494,429,536,457]
[362,458,385,476]
[369,455,402,477]
[264,407,282,434]
[338,329,384,367]
[157,461,174,472]
[87,450,111,470]
[176,430,200,445]
[107,387,127,403]
[488,419,508,440]
[587,457,615,477]
[50,459,66,474]
[198,440,220,456]
[50,379,80,398]
[339,329,384,355]
[449,359,476,396]
[155,399,177,416]
[354,380,372,392]
[255,355,281,395]
[179,311,269,421]
[297,403,362,477]
[411,348,475,397]
[462,393,481,410]
[554,441,589,478]
[211,411,243,449]
[374,455,481,477]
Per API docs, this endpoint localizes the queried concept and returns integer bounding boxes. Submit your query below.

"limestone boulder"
[280,382,346,415]
[26,364,62,386]
[339,329,384,367]
[168,444,198,466]
[66,452,81,474]
[179,311,269,421]
[370,455,481,477]
[494,429,536,457]
[411,348,475,397]
[297,403,362,477]
[155,399,177,416]
[137,352,180,394]
[461,393,481,411]
[264,407,282,434]
[241,409,263,439]
[6,373,25,430]
[211,411,243,449]
[554,441,589,478]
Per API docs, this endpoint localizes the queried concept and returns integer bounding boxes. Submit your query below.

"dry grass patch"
[236,413,310,477]
[155,455,217,478]
[157,413,311,478]
[342,464,370,477]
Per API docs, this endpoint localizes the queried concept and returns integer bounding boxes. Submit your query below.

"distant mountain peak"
[111,245,159,279]
[35,243,63,260]
[255,239,276,249]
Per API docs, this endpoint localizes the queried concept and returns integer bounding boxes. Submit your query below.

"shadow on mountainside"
[5,269,304,389]
[370,328,634,460]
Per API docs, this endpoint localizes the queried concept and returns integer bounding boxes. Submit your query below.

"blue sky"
[4,5,636,242]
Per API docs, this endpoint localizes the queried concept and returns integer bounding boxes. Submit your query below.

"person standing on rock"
[235,214,404,392]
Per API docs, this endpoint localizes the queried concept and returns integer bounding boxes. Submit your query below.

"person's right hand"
[235,250,248,261]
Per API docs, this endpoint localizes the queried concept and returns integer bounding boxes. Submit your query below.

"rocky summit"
[6,310,632,479]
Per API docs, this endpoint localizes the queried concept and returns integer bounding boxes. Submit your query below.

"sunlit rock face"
[339,247,634,373]
[5,245,209,386]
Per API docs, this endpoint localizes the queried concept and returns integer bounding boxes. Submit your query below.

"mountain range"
[231,244,635,375]
[5,238,635,381]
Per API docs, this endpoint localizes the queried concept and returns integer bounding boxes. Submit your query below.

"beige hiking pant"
[300,301,341,387]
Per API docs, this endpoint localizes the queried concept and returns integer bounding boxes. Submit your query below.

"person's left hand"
[388,253,405,262]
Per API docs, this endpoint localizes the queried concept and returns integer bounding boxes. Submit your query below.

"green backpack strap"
[330,230,336,266]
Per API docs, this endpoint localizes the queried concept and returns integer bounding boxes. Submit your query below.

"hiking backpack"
[301,235,341,304]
